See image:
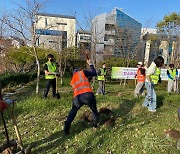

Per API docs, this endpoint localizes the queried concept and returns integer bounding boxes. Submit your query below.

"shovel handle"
[11,103,24,151]
[1,111,10,144]
[56,75,58,93]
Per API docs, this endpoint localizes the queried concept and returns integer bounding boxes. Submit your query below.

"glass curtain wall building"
[92,7,142,61]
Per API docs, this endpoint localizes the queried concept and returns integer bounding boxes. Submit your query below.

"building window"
[105,24,115,31]
[49,40,59,44]
[56,22,67,25]
[36,29,65,36]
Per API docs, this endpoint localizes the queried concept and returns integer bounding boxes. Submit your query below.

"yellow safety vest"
[97,68,106,81]
[150,67,161,84]
[168,69,176,79]
[45,61,57,79]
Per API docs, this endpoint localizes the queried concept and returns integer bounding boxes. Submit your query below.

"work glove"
[87,59,92,65]
[0,101,8,111]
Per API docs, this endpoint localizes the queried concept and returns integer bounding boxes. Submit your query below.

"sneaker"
[96,93,99,96]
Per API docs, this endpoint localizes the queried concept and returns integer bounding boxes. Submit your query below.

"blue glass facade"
[115,9,142,54]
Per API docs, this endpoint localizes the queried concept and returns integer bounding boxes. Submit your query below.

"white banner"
[111,67,180,80]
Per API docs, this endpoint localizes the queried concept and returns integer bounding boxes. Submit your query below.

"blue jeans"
[143,82,156,111]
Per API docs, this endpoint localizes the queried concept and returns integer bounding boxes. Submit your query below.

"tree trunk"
[33,46,40,95]
[36,59,40,95]
[60,72,63,85]
[0,81,2,100]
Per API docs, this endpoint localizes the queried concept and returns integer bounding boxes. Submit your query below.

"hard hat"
[138,62,143,65]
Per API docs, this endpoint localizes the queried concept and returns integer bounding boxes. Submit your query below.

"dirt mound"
[0,140,17,154]
[165,129,180,141]
[83,111,93,122]
[99,107,112,114]
[82,107,115,126]
[103,118,116,126]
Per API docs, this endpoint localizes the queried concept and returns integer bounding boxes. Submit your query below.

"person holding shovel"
[142,56,164,112]
[64,59,98,135]
[43,54,59,98]
[167,64,179,93]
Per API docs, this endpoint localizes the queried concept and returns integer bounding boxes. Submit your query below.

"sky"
[0,0,180,30]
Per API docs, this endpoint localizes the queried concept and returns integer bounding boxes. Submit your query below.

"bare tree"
[0,10,8,36]
[2,0,47,94]
[157,12,180,66]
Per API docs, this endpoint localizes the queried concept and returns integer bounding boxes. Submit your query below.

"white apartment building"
[35,13,76,50]
[76,30,91,59]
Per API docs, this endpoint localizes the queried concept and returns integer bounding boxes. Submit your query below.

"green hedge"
[0,73,37,88]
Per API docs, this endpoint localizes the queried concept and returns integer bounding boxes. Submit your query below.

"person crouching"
[64,59,98,135]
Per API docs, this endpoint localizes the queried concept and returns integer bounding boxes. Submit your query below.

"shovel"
[178,107,180,121]
[55,75,60,99]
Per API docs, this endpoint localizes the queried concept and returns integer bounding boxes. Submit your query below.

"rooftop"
[37,13,76,19]
[77,30,91,34]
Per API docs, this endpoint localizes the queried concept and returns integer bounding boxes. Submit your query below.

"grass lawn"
[0,78,180,154]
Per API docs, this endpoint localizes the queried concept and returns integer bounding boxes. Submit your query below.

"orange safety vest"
[70,71,92,97]
[136,68,145,83]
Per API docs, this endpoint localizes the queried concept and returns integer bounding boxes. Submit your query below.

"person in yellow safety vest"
[43,54,58,98]
[167,64,179,93]
[96,63,106,95]
[142,56,164,112]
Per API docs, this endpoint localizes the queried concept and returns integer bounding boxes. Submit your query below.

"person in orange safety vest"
[134,62,146,97]
[64,59,98,135]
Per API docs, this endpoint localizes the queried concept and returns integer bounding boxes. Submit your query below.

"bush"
[0,72,37,88]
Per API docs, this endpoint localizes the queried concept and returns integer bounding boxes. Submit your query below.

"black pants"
[44,78,56,97]
[64,92,98,132]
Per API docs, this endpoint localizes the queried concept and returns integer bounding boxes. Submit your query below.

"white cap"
[138,62,143,65]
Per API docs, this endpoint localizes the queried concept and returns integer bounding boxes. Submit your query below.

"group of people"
[43,54,107,135]
[134,56,179,112]
[43,54,178,134]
